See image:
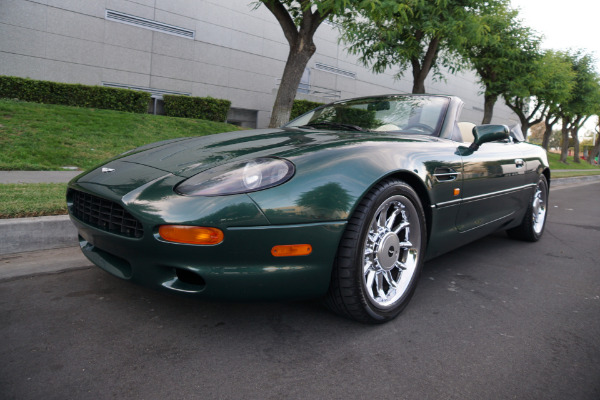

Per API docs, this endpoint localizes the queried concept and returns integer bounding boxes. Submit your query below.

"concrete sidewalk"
[0,170,81,184]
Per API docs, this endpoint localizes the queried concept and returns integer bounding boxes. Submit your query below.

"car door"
[456,140,527,232]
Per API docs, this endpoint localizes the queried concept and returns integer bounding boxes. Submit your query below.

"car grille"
[69,189,144,238]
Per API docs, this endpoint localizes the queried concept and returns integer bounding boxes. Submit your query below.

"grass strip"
[547,152,600,170]
[0,183,68,218]
[551,170,600,178]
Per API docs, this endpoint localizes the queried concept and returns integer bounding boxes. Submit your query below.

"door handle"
[515,159,524,168]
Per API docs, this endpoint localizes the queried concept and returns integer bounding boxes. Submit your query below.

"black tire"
[507,174,549,242]
[324,179,427,324]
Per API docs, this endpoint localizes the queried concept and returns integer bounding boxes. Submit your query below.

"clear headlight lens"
[175,157,295,196]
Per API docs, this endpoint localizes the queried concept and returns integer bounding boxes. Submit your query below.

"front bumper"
[70,215,346,300]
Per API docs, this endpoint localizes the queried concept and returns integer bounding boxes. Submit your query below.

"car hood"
[73,128,435,196]
[115,128,434,177]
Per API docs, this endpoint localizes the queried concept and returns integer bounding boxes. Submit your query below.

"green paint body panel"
[67,95,550,300]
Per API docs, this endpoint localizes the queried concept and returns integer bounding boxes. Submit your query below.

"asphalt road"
[1,182,599,400]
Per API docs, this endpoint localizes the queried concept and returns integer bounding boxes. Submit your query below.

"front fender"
[249,140,461,225]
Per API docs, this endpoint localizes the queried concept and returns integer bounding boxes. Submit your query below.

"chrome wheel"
[507,174,549,242]
[532,182,547,234]
[325,179,426,323]
[362,195,421,309]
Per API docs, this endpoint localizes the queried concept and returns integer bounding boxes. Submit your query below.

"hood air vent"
[105,10,195,39]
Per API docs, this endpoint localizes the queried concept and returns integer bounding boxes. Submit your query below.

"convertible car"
[67,94,549,323]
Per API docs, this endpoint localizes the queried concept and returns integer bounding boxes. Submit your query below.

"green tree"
[340,0,491,94]
[256,0,403,128]
[504,50,575,139]
[461,2,539,124]
[557,51,600,163]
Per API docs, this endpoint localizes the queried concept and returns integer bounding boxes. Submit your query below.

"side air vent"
[433,167,460,182]
[105,10,195,39]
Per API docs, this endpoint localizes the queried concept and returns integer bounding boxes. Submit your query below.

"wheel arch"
[543,167,551,189]
[361,170,432,243]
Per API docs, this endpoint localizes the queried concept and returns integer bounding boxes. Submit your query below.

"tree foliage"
[340,0,491,94]
[460,1,540,124]
[504,50,575,138]
[557,51,600,163]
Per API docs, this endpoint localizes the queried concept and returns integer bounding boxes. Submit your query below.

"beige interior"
[457,122,476,143]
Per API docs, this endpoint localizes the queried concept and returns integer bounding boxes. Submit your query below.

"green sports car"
[67,94,550,324]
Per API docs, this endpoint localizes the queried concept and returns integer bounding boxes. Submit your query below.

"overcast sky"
[510,0,600,72]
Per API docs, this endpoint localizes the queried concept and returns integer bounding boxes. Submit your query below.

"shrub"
[0,75,150,113]
[290,99,325,120]
[163,95,231,122]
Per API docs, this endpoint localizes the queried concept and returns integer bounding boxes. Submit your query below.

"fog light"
[271,244,312,257]
[159,225,224,245]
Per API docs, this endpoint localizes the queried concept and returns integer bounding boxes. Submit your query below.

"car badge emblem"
[101,167,116,173]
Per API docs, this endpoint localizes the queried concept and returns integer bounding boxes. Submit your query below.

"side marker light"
[271,244,313,257]
[453,188,461,196]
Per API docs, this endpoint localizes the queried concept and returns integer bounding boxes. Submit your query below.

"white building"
[0,0,518,128]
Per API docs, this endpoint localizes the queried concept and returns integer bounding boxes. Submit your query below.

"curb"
[551,174,600,186]
[0,175,599,256]
[0,215,78,255]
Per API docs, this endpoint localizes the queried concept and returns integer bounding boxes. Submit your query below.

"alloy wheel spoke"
[376,272,386,299]
[376,203,392,229]
[365,269,376,291]
[393,221,410,235]
[383,270,397,289]
[386,205,402,230]
[395,260,407,271]
[363,259,373,274]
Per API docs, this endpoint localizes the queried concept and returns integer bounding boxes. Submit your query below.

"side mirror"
[469,124,510,151]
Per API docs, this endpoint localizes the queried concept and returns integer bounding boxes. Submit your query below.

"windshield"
[285,95,450,135]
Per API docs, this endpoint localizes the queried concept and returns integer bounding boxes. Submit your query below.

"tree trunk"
[571,126,581,163]
[268,44,315,127]
[517,114,529,140]
[588,134,600,164]
[482,93,497,124]
[261,1,327,128]
[411,78,426,94]
[504,99,547,141]
[559,123,570,163]
[410,37,440,94]
[541,116,557,150]
[410,59,427,94]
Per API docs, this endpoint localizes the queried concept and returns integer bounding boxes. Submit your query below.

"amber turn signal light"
[159,225,224,245]
[271,244,313,257]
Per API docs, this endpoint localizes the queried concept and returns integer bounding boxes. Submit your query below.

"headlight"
[175,157,295,196]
